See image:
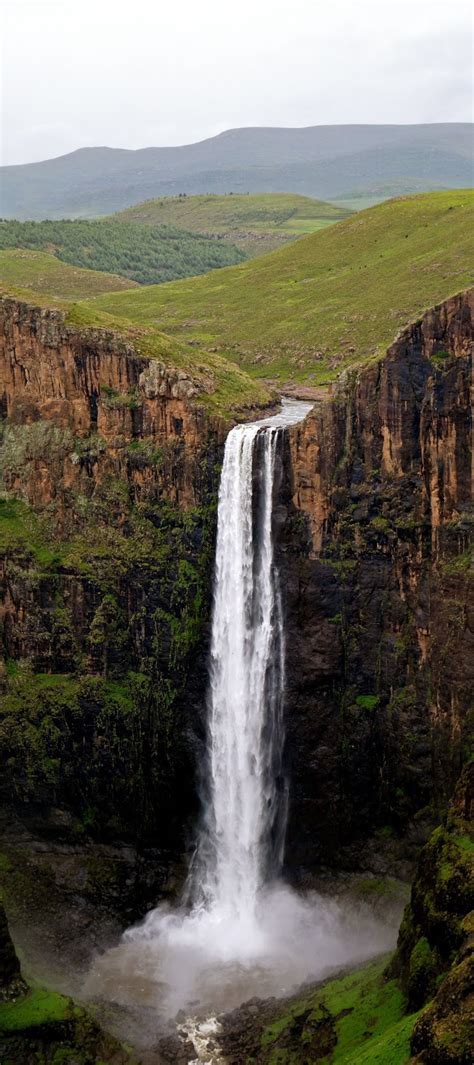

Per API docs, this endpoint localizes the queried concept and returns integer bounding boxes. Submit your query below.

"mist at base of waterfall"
[84,881,400,1022]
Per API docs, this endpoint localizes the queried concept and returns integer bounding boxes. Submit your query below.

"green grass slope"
[112,193,353,255]
[87,190,474,385]
[0,248,137,299]
[227,956,421,1064]
[0,217,244,286]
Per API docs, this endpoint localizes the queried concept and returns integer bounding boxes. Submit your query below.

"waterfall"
[84,398,402,1019]
[195,422,286,925]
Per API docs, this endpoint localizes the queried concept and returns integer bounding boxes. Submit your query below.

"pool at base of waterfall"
[84,881,400,1048]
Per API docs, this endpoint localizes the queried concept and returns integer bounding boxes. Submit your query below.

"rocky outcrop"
[0,297,226,512]
[280,289,473,876]
[390,763,473,1003]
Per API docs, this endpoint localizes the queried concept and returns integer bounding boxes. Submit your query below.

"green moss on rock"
[0,985,135,1062]
[0,988,71,1031]
[407,936,436,1010]
[245,956,420,1064]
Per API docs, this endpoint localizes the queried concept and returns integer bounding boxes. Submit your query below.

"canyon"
[0,285,472,1061]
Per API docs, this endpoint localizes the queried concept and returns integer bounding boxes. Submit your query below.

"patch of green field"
[0,988,71,1032]
[112,192,352,255]
[278,218,337,235]
[88,190,474,385]
[0,248,136,299]
[331,196,386,212]
[259,956,420,1064]
[113,191,351,229]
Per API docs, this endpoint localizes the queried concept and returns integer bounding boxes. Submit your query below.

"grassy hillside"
[0,218,244,285]
[0,249,137,299]
[113,193,352,255]
[87,190,474,384]
[1,124,471,219]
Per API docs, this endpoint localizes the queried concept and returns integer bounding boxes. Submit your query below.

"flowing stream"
[85,399,399,1047]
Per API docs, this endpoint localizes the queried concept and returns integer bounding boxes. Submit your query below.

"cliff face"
[393,762,473,1064]
[0,298,226,906]
[0,290,472,904]
[281,289,473,875]
[0,298,225,512]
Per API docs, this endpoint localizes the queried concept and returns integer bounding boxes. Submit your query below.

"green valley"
[85,189,474,385]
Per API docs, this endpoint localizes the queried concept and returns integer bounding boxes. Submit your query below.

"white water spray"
[85,400,400,1027]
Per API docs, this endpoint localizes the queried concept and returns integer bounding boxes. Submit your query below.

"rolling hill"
[2,191,472,405]
[0,249,137,299]
[112,193,353,255]
[0,218,244,285]
[1,124,472,220]
[84,190,474,385]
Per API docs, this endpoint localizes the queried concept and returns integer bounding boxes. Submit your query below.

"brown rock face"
[280,289,473,876]
[0,298,226,512]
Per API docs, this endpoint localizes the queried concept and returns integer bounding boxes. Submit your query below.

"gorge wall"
[0,290,472,914]
[0,298,227,912]
[282,288,473,877]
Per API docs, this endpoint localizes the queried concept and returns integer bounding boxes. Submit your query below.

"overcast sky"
[1,0,472,165]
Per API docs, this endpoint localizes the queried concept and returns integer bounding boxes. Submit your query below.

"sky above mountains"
[2,0,473,166]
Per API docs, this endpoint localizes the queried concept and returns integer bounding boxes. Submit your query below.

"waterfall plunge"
[195,422,286,927]
[85,400,399,1022]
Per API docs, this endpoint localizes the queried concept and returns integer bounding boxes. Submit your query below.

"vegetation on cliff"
[0,960,134,1062]
[112,192,353,255]
[390,763,474,1063]
[3,191,471,416]
[0,474,219,845]
[87,189,474,384]
[0,217,245,286]
[0,892,134,1063]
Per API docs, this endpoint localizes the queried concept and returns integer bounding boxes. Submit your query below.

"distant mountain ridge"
[1,124,472,219]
